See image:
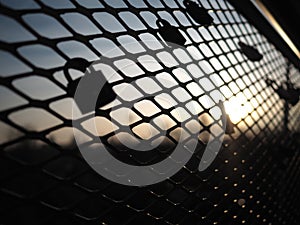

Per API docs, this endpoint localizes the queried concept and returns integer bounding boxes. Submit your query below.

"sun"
[224,96,254,124]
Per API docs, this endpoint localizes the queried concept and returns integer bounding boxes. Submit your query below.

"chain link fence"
[0,0,299,224]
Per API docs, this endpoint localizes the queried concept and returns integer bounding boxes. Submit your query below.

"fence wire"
[0,0,300,224]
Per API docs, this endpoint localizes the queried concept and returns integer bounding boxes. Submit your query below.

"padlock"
[277,86,299,106]
[265,79,299,106]
[157,19,186,47]
[64,58,90,97]
[64,58,116,114]
[218,100,235,134]
[224,114,235,134]
[183,0,214,26]
[238,41,263,62]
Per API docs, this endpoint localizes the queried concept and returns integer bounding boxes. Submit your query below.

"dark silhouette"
[157,19,186,46]
[238,41,263,62]
[64,58,117,114]
[218,100,235,134]
[265,79,300,106]
[183,0,214,26]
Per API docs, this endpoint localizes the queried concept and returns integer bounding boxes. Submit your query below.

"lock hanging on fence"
[238,41,263,62]
[265,79,300,106]
[157,19,186,47]
[65,58,90,98]
[183,0,214,26]
[64,58,117,114]
[218,100,235,134]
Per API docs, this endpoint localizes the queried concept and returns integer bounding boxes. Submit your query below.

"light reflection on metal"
[253,0,300,58]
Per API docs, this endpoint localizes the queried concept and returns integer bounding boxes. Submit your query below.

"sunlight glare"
[224,96,254,124]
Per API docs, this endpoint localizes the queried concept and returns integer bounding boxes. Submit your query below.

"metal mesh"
[0,0,300,224]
